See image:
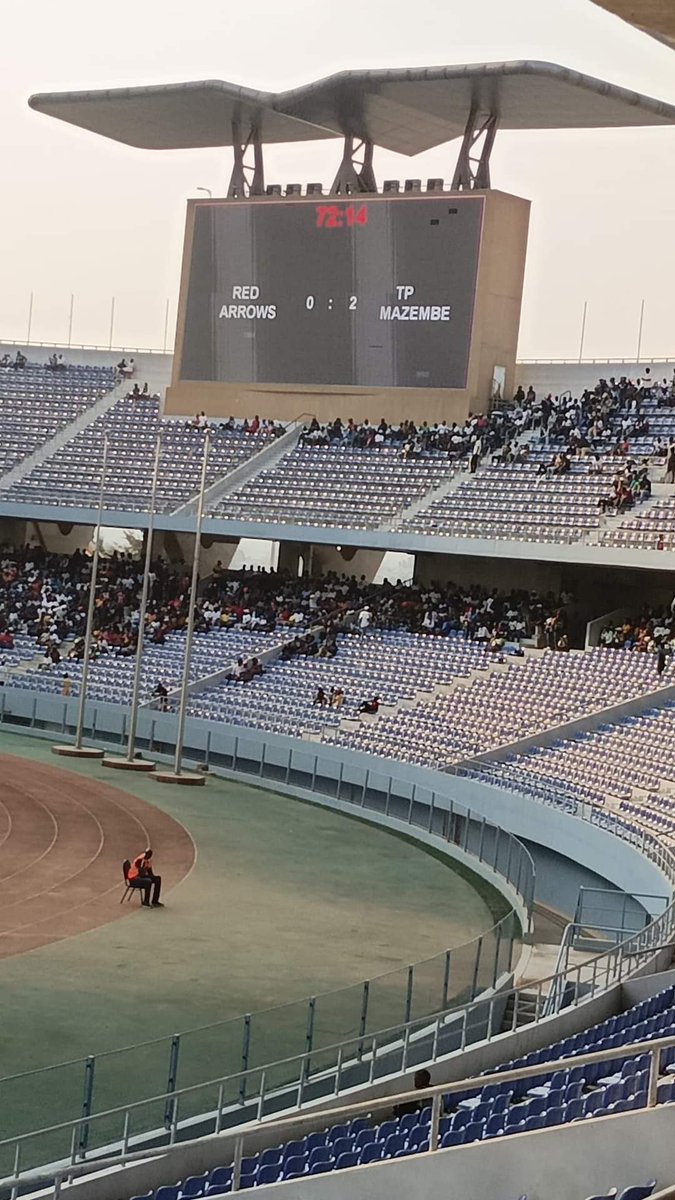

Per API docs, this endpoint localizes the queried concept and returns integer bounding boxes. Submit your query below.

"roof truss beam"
[451,108,498,191]
[330,136,377,195]
[227,121,265,198]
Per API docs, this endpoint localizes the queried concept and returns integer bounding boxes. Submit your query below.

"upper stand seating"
[0,361,116,479]
[211,444,456,530]
[328,648,675,767]
[4,400,278,513]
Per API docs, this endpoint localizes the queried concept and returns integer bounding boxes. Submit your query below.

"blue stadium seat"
[359,1142,384,1165]
[207,1168,232,1189]
[180,1174,208,1197]
[617,1184,656,1200]
[309,1161,333,1176]
[256,1164,282,1186]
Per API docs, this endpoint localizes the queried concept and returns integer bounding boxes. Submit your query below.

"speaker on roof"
[306,183,324,195]
[383,180,400,193]
[426,178,444,192]
[404,179,422,192]
[265,184,282,196]
[285,183,302,196]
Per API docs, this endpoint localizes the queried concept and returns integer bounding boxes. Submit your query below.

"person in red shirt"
[127,849,163,907]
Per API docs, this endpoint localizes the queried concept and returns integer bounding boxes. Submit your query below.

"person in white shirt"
[357,606,372,632]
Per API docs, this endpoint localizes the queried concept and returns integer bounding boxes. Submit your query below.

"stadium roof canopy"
[28,60,675,155]
[592,1,675,48]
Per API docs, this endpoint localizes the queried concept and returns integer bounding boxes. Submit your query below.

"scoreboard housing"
[168,189,530,426]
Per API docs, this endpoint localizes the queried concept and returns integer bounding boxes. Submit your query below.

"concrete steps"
[0,378,127,492]
[335,654,512,735]
[379,462,469,532]
[173,418,305,517]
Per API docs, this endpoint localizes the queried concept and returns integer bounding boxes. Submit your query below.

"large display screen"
[178,194,484,390]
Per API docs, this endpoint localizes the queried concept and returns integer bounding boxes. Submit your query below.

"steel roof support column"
[330,136,377,194]
[451,108,498,190]
[228,122,265,198]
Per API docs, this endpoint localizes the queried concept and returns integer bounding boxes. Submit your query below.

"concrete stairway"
[335,654,513,736]
[378,462,469,532]
[173,416,311,517]
[0,378,128,492]
[584,482,673,546]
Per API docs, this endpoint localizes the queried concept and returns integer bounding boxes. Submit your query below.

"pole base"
[154,771,206,787]
[102,757,157,772]
[52,745,104,759]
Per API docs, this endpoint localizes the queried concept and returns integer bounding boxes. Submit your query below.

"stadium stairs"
[335,651,512,735]
[378,460,468,532]
[175,415,313,517]
[456,670,675,771]
[153,634,291,709]
[585,481,674,546]
[0,374,127,493]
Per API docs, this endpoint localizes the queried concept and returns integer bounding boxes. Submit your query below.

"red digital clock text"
[315,204,369,229]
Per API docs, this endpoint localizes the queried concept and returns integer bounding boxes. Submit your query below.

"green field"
[0,728,505,1168]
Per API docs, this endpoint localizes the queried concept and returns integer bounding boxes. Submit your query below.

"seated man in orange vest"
[127,848,163,907]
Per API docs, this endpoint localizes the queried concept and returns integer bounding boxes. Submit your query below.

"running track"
[0,755,195,959]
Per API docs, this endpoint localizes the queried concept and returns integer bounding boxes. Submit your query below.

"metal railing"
[1,888,672,1184]
[1,691,674,1183]
[0,734,532,1174]
[0,338,169,356]
[517,356,675,365]
[5,1023,675,1197]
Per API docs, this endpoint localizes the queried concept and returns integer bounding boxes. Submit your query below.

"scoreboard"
[177,194,485,391]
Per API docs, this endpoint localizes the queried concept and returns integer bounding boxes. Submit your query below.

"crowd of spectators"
[363,579,569,649]
[0,549,374,676]
[2,544,673,710]
[599,605,675,659]
[297,372,675,478]
[298,406,533,462]
[185,411,286,437]
[595,462,652,517]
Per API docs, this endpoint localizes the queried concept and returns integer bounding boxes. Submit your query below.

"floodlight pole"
[636,299,646,364]
[172,431,209,777]
[578,301,588,363]
[74,436,109,751]
[126,434,162,761]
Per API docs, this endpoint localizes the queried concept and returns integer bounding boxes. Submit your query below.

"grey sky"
[2,0,675,360]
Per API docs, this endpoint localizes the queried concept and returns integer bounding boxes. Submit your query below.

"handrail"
[5,1026,675,1195]
[517,356,675,365]
[0,907,671,1188]
[0,690,674,1184]
[0,780,531,1159]
[0,839,526,1084]
[0,338,170,355]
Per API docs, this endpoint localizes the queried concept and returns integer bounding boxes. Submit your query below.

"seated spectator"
[313,686,328,707]
[393,1069,432,1119]
[358,695,380,715]
[152,681,169,711]
[126,847,162,907]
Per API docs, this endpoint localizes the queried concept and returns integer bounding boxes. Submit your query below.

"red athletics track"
[0,754,195,960]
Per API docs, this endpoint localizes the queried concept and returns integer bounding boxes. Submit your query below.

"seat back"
[122,858,131,883]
